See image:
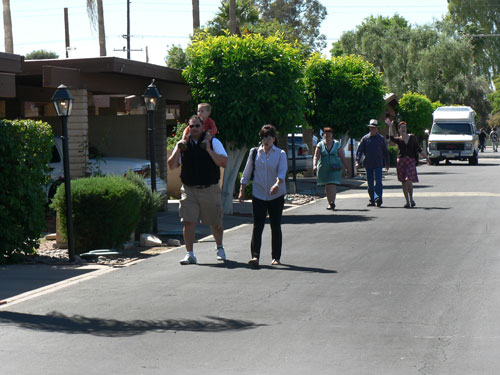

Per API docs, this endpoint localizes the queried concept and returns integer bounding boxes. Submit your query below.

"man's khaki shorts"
[179,184,223,226]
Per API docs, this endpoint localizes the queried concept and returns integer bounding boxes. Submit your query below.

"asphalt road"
[2,155,500,374]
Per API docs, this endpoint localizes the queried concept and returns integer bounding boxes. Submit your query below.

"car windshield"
[288,135,303,145]
[431,122,472,135]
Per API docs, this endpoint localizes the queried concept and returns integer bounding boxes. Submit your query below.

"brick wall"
[67,89,88,178]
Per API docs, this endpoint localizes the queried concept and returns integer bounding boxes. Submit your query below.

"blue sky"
[1,0,449,66]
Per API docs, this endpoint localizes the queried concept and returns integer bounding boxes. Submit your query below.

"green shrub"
[124,171,164,236]
[51,176,141,253]
[167,121,188,150]
[233,172,253,198]
[0,119,53,263]
[388,145,398,167]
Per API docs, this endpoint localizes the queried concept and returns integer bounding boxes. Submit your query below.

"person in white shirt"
[490,127,499,152]
[239,125,287,268]
[168,115,228,265]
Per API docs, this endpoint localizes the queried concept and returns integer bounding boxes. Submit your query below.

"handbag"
[329,158,342,171]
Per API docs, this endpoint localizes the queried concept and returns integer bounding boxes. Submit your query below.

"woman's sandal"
[271,259,281,265]
[248,258,259,268]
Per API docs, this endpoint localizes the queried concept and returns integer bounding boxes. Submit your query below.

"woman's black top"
[390,135,422,161]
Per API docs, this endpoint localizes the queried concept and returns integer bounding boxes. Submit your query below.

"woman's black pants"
[251,195,285,261]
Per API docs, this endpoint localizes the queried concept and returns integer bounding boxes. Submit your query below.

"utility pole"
[126,0,130,59]
[229,0,236,34]
[64,8,70,58]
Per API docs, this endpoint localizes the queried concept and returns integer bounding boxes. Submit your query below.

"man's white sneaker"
[180,253,197,265]
[216,246,226,261]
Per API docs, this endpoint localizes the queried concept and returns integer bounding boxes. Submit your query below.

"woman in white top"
[239,125,287,268]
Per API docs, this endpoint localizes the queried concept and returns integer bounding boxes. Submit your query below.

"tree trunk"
[229,0,237,34]
[221,142,248,214]
[97,0,106,56]
[2,0,13,53]
[192,0,200,32]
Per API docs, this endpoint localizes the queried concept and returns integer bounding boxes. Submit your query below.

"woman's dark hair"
[259,124,278,146]
[323,126,333,133]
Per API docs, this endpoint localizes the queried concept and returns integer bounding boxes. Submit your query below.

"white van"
[428,106,479,165]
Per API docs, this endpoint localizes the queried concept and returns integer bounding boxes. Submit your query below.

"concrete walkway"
[0,176,364,306]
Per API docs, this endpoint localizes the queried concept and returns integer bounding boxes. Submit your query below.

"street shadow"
[257,263,338,274]
[375,206,451,210]
[0,311,263,337]
[418,171,458,176]
[200,260,337,274]
[330,208,370,212]
[435,162,500,167]
[281,214,373,224]
[382,184,433,190]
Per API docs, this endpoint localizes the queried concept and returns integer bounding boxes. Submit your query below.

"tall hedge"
[398,92,434,136]
[124,171,163,236]
[51,176,142,253]
[304,54,385,139]
[0,119,53,263]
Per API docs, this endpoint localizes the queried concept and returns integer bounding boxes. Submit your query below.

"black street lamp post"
[142,79,162,233]
[52,84,76,262]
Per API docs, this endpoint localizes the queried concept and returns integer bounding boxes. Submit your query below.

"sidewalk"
[156,176,365,239]
[0,176,364,306]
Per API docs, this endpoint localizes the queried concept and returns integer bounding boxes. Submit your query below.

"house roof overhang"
[19,56,189,102]
[0,52,24,97]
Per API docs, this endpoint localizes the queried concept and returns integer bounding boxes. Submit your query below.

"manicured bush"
[0,119,53,263]
[234,172,253,198]
[51,176,141,253]
[398,92,433,136]
[124,171,164,236]
[388,145,399,167]
[167,121,188,150]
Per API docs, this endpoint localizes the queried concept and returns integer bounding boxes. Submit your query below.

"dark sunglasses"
[189,123,201,128]
[260,132,274,139]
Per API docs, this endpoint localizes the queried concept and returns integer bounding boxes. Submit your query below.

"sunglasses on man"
[189,123,202,128]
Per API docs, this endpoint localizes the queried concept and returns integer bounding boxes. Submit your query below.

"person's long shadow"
[200,260,337,274]
[383,184,433,190]
[376,206,451,210]
[281,214,373,224]
[0,311,264,337]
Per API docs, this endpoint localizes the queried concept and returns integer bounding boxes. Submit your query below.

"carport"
[1,56,190,183]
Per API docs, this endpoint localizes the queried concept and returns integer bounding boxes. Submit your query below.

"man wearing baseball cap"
[356,119,390,207]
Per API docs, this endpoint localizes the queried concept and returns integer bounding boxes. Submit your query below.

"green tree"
[398,92,433,136]
[488,76,500,114]
[431,100,444,111]
[25,49,59,60]
[204,0,259,36]
[332,14,491,125]
[447,0,500,80]
[331,15,437,98]
[417,37,491,125]
[165,45,189,70]
[255,0,327,51]
[487,112,500,129]
[183,32,305,213]
[304,54,385,139]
